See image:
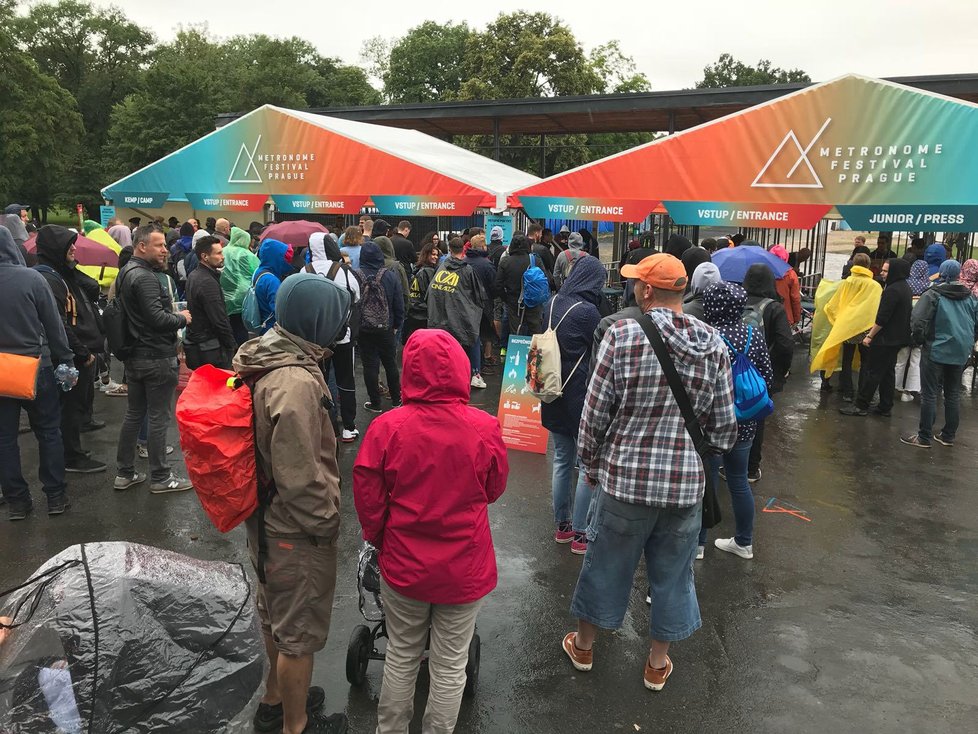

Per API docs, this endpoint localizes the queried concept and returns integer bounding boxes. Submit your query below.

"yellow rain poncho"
[809,265,882,374]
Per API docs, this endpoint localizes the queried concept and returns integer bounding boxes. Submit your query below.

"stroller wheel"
[463,633,481,698]
[346,624,372,686]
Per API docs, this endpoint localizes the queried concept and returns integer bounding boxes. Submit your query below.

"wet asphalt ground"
[1,346,977,734]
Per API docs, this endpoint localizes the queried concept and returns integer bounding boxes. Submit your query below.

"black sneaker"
[839,405,867,416]
[869,407,891,417]
[8,503,32,521]
[80,419,106,433]
[819,380,833,392]
[363,401,383,414]
[934,434,955,447]
[47,496,70,516]
[302,712,348,734]
[65,457,107,474]
[747,468,762,483]
[253,686,326,733]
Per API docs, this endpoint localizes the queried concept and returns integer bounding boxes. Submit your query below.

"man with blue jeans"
[114,226,194,494]
[902,259,978,448]
[0,226,74,519]
[563,254,737,691]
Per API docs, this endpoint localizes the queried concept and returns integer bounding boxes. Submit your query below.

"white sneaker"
[138,444,174,458]
[99,380,122,392]
[714,537,753,559]
[900,392,914,402]
[470,373,487,389]
[696,545,705,560]
[341,428,359,443]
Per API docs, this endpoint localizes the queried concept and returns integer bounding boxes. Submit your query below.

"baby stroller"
[345,544,481,697]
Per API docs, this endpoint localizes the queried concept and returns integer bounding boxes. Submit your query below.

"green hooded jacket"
[220,226,260,315]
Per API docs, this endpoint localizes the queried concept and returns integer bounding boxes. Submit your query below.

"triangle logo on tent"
[228,136,263,184]
[751,118,831,189]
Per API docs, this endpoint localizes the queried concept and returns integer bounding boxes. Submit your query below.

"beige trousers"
[375,579,483,734]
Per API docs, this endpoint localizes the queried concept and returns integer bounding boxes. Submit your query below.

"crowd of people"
[814,234,978,447]
[1,202,976,733]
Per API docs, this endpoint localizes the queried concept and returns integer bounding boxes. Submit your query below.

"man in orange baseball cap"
[620,253,688,306]
[563,251,737,693]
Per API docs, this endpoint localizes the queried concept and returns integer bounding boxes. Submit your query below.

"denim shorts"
[570,490,702,642]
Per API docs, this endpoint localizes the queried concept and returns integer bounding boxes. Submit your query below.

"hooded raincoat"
[353,329,509,604]
[359,242,404,330]
[233,274,350,539]
[702,282,775,442]
[308,232,360,346]
[221,226,260,316]
[683,262,721,322]
[810,265,882,374]
[540,257,607,436]
[908,260,931,297]
[911,274,978,365]
[34,225,104,362]
[873,258,912,348]
[253,239,294,333]
[427,256,488,348]
[742,264,794,387]
[374,236,410,312]
[0,227,72,368]
[960,259,978,298]
[924,244,947,277]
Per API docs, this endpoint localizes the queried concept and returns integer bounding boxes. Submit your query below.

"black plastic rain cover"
[0,542,264,733]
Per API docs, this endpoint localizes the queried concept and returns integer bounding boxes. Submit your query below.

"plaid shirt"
[578,309,738,508]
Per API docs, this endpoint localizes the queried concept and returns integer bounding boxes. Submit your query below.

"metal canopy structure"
[216,74,978,137]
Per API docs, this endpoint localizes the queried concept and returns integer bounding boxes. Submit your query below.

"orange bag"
[175,365,258,532]
[0,353,41,400]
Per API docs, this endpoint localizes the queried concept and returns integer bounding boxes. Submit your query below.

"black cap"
[128,216,141,226]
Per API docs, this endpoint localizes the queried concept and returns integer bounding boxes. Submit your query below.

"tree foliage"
[380,21,472,103]
[0,10,83,215]
[696,53,811,88]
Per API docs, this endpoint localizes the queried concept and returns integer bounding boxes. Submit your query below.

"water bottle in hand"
[55,363,79,392]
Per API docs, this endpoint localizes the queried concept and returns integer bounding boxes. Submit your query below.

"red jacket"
[353,329,509,605]
[776,268,802,326]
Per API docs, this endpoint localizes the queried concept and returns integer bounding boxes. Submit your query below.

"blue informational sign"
[484,214,514,246]
[99,205,116,228]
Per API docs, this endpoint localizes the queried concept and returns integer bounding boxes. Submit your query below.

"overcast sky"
[95,0,976,92]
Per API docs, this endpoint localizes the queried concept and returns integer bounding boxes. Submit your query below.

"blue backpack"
[242,271,273,333]
[721,327,774,422]
[520,254,550,309]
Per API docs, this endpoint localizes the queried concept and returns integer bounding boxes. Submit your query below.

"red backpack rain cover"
[175,364,258,532]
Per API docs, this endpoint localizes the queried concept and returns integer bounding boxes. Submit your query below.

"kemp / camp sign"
[513,75,978,228]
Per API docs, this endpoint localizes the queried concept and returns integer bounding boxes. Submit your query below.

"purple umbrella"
[259,220,328,249]
[712,246,791,283]
[25,233,117,268]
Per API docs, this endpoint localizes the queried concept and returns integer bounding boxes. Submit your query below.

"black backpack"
[104,268,135,360]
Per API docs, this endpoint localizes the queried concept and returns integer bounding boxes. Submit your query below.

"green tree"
[308,58,381,107]
[380,21,473,103]
[696,53,811,88]
[460,11,601,100]
[0,12,83,218]
[104,28,382,183]
[589,41,650,94]
[103,29,228,184]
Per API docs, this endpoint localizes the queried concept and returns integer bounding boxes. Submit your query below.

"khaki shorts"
[247,525,338,656]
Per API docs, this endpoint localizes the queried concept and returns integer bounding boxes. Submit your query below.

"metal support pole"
[668,111,676,135]
[539,134,547,177]
[493,119,501,161]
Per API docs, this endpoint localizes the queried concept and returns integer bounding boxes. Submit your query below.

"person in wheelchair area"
[353,329,509,733]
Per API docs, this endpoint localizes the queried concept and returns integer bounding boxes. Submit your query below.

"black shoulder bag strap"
[636,313,721,528]
[637,314,709,452]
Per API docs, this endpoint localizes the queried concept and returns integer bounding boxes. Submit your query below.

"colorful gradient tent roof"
[512,74,978,230]
[102,105,540,215]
